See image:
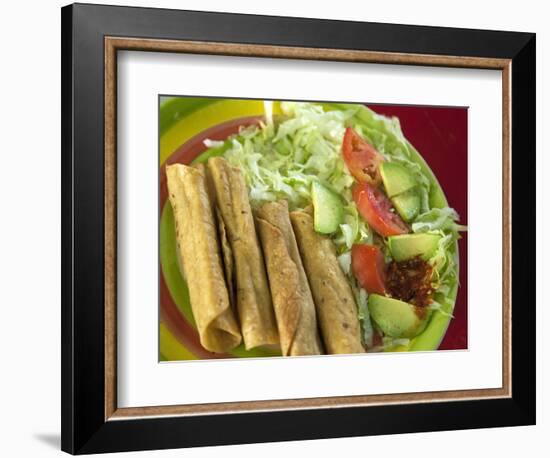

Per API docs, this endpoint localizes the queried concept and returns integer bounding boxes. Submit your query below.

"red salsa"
[385,256,435,310]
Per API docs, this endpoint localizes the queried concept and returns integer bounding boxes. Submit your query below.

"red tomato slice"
[342,127,385,184]
[352,182,409,237]
[352,244,386,295]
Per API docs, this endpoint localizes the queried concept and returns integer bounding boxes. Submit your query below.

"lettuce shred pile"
[204,101,463,349]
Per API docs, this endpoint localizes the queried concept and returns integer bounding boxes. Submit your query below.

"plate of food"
[159,98,466,361]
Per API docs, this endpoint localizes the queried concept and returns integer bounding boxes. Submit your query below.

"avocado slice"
[311,181,344,234]
[391,189,420,222]
[388,233,441,262]
[380,162,417,197]
[368,294,431,338]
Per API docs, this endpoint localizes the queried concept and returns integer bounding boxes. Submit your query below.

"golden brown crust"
[290,209,364,354]
[256,200,322,356]
[166,163,241,353]
[216,207,236,312]
[207,157,279,349]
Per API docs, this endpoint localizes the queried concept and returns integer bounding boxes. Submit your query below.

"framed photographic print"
[61,3,536,454]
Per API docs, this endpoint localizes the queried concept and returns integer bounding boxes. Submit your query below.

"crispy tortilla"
[166,163,241,353]
[290,209,364,354]
[207,157,279,349]
[256,200,322,356]
[216,207,236,311]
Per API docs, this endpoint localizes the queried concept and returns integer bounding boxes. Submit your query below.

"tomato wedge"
[342,127,385,184]
[352,182,409,237]
[352,244,386,294]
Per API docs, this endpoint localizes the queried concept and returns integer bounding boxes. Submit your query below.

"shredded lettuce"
[412,207,467,233]
[382,337,411,351]
[411,208,466,318]
[429,300,454,318]
[337,251,352,276]
[354,286,374,348]
[225,102,353,207]
[203,139,225,149]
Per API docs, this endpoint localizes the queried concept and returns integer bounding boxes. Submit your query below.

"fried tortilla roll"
[207,157,279,349]
[166,163,241,353]
[256,200,322,356]
[290,209,364,354]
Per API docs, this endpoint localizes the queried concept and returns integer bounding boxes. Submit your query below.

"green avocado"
[391,189,420,222]
[311,181,344,234]
[388,233,441,262]
[368,294,431,338]
[380,162,417,197]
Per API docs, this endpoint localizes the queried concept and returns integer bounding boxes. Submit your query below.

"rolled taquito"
[255,200,322,356]
[166,163,241,353]
[206,157,279,349]
[290,209,364,354]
